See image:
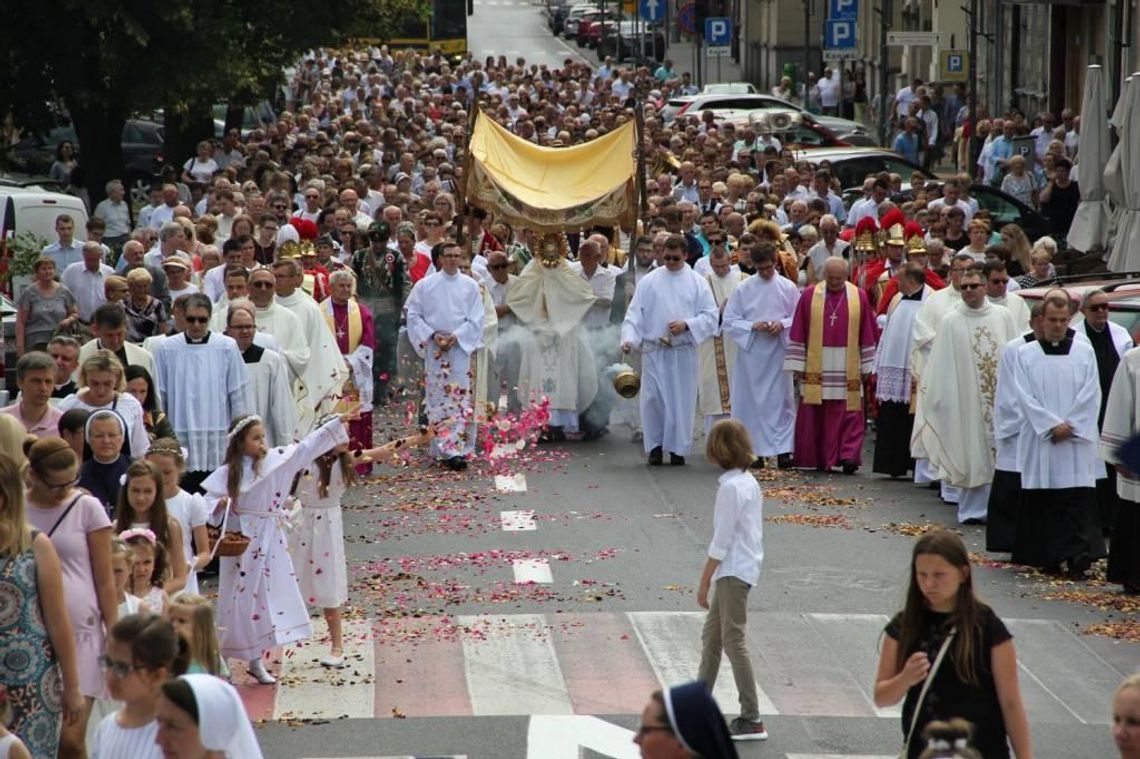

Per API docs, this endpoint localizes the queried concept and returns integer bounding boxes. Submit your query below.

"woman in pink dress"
[24,437,118,758]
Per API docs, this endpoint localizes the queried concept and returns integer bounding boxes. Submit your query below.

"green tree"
[0,0,429,205]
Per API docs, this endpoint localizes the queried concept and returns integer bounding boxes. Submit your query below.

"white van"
[0,187,89,247]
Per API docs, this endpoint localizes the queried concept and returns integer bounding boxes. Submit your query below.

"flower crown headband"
[227,415,263,441]
[119,528,157,545]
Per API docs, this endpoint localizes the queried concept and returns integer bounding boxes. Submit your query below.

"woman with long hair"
[0,454,83,758]
[874,529,1032,759]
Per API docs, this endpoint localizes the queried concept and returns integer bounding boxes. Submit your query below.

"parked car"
[701,82,758,95]
[660,93,871,145]
[562,4,597,38]
[597,21,665,62]
[1,293,15,398]
[0,172,64,192]
[715,110,850,149]
[0,187,90,247]
[5,119,165,205]
[794,146,927,192]
[1018,274,1140,343]
[546,0,575,30]
[577,9,621,47]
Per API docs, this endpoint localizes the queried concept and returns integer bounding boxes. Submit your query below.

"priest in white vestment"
[722,243,799,466]
[507,235,598,438]
[697,245,749,436]
[620,234,718,465]
[984,260,1030,329]
[151,293,250,489]
[1100,346,1140,592]
[486,251,521,413]
[273,257,350,432]
[242,267,310,388]
[461,256,498,422]
[1011,297,1105,574]
[405,243,485,470]
[909,254,969,487]
[872,263,931,478]
[910,267,1020,523]
[567,238,618,439]
[225,301,299,447]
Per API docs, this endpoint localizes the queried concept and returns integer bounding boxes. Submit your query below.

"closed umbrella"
[1107,73,1140,272]
[1067,65,1111,253]
[1103,76,1130,255]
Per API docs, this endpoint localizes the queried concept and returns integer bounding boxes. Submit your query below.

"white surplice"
[989,291,1031,331]
[242,345,300,447]
[276,289,350,432]
[911,302,1020,517]
[697,270,749,424]
[722,272,800,456]
[202,417,349,660]
[1100,347,1140,502]
[473,281,498,420]
[1013,338,1102,489]
[993,334,1035,472]
[909,285,963,376]
[873,285,930,403]
[621,266,719,456]
[405,270,485,459]
[152,332,250,472]
[251,303,310,388]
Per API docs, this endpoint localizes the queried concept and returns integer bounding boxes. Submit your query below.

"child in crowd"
[167,593,227,678]
[122,531,168,616]
[115,460,187,594]
[109,538,141,617]
[0,684,32,759]
[145,440,209,595]
[57,408,91,461]
[290,429,435,667]
[78,411,131,517]
[89,613,188,758]
[697,419,768,741]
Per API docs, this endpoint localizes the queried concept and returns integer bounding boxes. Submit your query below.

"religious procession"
[0,30,1138,759]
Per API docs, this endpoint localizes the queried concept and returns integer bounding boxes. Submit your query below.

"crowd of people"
[0,43,1136,758]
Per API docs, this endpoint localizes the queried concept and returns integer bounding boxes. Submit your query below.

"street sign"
[677,2,697,35]
[707,45,731,57]
[638,0,664,23]
[704,17,731,45]
[940,49,969,81]
[824,19,856,49]
[823,49,858,62]
[887,31,941,46]
[829,0,858,20]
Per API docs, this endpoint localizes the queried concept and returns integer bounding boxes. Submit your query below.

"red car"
[1018,273,1140,343]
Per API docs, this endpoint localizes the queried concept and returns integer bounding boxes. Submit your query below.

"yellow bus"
[389,0,469,55]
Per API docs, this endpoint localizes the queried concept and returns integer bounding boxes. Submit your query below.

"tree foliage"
[0,0,431,203]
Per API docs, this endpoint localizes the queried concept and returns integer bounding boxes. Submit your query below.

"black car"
[597,21,665,62]
[922,181,1052,242]
[5,119,165,205]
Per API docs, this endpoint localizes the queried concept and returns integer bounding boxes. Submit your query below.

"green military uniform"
[351,222,411,404]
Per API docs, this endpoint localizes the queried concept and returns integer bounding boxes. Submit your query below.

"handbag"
[899,627,957,759]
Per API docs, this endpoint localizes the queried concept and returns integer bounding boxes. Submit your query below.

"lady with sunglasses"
[24,437,118,758]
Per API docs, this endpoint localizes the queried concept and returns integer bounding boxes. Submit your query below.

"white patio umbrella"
[1107,73,1140,272]
[1104,76,1129,211]
[1066,65,1111,253]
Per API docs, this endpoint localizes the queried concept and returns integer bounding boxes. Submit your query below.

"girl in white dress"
[201,411,356,685]
[89,613,188,759]
[289,429,434,667]
[122,531,168,616]
[145,440,210,596]
[0,685,32,759]
[114,460,187,594]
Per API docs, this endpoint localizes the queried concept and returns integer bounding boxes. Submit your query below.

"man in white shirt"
[893,77,922,122]
[141,222,190,270]
[214,190,239,243]
[61,242,113,324]
[817,68,840,115]
[147,184,181,230]
[340,188,375,230]
[805,215,850,284]
[926,178,974,223]
[293,183,324,223]
[808,170,845,223]
[846,178,888,229]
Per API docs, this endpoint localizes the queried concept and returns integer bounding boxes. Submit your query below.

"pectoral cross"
[337,327,346,339]
[829,312,838,327]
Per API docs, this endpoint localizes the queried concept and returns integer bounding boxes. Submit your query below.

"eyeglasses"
[184,315,210,324]
[42,475,79,493]
[663,255,684,263]
[707,238,725,245]
[960,283,983,290]
[98,655,143,679]
[251,281,275,289]
[1086,303,1109,312]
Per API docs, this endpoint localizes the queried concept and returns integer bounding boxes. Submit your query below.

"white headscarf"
[180,674,264,758]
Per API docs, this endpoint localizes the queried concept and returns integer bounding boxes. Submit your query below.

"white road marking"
[461,614,574,715]
[526,715,638,759]
[512,558,553,583]
[806,613,899,719]
[494,473,528,492]
[627,610,779,716]
[501,509,537,531]
[274,618,375,720]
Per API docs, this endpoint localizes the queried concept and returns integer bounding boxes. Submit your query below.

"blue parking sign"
[704,17,731,45]
[829,0,858,20]
[639,0,664,23]
[824,19,856,49]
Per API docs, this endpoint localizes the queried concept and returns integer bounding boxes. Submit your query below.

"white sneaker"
[247,658,276,684]
[320,654,346,668]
